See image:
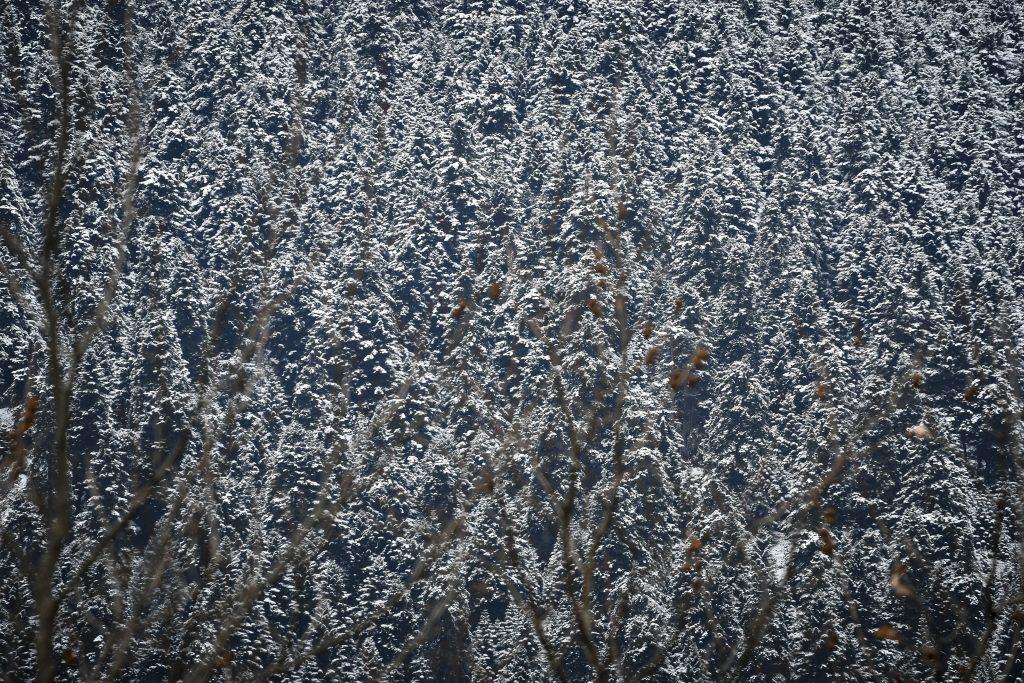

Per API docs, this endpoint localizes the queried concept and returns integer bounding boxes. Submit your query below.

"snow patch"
[767,537,790,583]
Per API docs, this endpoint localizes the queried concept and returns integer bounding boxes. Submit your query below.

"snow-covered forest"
[2,0,1023,680]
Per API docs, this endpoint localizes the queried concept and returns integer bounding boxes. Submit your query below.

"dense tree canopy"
[2,0,1023,681]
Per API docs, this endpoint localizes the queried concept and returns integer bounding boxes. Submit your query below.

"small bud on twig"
[818,528,835,554]
[451,299,468,319]
[907,423,932,440]
[22,396,39,431]
[889,564,914,598]
[874,625,900,641]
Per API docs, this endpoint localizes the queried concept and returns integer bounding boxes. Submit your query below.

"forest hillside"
[1,1,1023,680]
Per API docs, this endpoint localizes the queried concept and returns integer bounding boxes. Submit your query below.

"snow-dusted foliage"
[2,1,1023,681]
